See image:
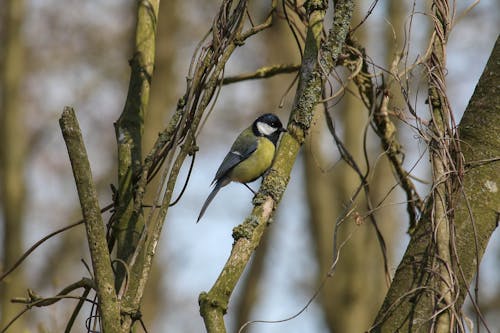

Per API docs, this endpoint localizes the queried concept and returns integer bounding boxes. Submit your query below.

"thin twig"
[0,202,112,283]
[65,286,92,333]
[221,64,301,85]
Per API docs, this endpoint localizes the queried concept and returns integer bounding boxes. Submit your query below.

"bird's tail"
[197,182,223,223]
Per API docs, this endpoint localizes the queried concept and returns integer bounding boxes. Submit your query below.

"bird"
[197,113,286,222]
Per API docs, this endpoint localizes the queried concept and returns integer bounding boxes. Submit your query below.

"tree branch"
[221,64,300,85]
[11,278,95,307]
[199,0,354,331]
[426,1,456,329]
[112,0,160,307]
[59,107,120,332]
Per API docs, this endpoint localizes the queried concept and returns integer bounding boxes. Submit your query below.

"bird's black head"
[252,113,286,146]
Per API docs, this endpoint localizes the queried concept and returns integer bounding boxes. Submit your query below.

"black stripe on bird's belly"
[228,137,275,183]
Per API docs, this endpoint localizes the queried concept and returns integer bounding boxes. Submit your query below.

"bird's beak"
[280,127,287,133]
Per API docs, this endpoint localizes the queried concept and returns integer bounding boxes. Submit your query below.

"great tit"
[197,113,286,222]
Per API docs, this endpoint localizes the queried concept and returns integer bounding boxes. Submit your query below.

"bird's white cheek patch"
[257,122,277,136]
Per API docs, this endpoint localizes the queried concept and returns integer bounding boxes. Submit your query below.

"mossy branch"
[59,107,120,333]
[199,1,354,331]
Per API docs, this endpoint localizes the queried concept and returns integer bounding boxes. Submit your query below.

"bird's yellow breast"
[229,137,275,183]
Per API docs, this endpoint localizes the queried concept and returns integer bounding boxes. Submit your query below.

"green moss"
[261,168,289,202]
[232,221,255,241]
[199,292,228,311]
[305,0,328,13]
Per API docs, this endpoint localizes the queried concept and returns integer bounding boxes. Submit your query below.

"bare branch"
[11,278,95,307]
[222,64,301,85]
[59,107,120,332]
[238,0,277,40]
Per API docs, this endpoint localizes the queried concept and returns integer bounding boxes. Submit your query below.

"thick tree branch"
[59,107,120,332]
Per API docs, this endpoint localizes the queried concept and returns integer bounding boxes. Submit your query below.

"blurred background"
[0,0,498,332]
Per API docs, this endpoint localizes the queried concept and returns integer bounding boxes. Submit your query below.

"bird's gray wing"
[212,135,258,183]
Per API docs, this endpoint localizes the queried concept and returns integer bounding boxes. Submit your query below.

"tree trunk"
[305,101,387,332]
[0,0,27,331]
[371,35,500,333]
